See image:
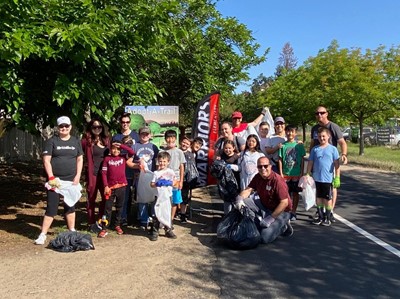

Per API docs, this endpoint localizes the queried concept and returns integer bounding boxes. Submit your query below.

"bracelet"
[341,154,347,157]
[49,176,55,180]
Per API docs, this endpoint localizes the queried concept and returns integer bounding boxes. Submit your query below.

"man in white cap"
[265,116,287,173]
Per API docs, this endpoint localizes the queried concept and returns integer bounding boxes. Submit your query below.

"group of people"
[34,113,204,244]
[34,104,347,247]
[213,105,347,244]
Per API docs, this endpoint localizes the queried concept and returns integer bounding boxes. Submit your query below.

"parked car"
[361,127,377,146]
[389,126,400,146]
[345,126,377,145]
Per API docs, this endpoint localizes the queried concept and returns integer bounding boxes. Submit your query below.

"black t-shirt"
[42,135,83,181]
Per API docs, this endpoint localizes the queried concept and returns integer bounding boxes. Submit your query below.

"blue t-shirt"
[133,142,159,172]
[309,144,339,183]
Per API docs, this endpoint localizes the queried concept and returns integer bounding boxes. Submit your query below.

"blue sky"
[216,0,400,92]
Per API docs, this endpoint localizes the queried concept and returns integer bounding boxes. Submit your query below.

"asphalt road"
[209,165,400,299]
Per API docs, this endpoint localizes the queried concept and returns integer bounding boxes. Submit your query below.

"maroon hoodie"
[102,144,134,188]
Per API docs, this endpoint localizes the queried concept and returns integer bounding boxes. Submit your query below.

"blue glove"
[259,215,275,228]
[156,179,173,187]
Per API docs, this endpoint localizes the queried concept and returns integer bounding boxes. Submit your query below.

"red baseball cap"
[231,111,243,119]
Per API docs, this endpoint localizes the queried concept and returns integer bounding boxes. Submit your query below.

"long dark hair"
[84,119,110,146]
[244,134,261,152]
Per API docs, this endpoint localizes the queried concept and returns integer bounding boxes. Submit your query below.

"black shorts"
[315,182,332,200]
[45,190,76,217]
[286,180,302,193]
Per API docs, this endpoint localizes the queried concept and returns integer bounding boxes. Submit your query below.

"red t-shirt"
[248,172,292,212]
[232,123,248,135]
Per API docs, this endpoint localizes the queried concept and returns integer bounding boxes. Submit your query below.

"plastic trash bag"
[217,209,242,240]
[137,170,157,203]
[154,186,172,228]
[210,159,239,201]
[184,158,199,188]
[50,231,95,252]
[228,207,261,250]
[298,176,316,211]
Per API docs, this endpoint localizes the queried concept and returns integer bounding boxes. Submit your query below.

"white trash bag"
[154,186,172,228]
[298,176,316,211]
[137,170,157,203]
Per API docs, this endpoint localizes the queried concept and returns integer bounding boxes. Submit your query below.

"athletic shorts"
[315,182,332,200]
[286,180,302,193]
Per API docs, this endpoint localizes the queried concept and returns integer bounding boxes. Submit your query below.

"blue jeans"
[244,196,291,244]
[138,202,152,226]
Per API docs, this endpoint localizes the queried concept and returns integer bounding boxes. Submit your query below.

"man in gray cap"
[265,117,287,173]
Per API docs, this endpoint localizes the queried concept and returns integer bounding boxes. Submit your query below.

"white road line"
[335,214,400,258]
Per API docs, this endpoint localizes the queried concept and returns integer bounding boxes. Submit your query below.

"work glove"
[261,107,268,115]
[332,176,341,189]
[48,176,61,188]
[234,195,245,210]
[259,215,275,228]
[226,164,239,171]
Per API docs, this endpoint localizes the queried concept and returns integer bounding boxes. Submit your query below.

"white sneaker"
[34,233,47,245]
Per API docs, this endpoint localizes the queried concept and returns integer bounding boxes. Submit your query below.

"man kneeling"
[235,157,294,244]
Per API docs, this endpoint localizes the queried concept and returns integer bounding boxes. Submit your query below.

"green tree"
[0,0,266,132]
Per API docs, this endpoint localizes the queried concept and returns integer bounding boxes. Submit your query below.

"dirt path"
[0,186,221,299]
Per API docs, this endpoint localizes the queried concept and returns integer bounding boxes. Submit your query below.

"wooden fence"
[0,127,45,161]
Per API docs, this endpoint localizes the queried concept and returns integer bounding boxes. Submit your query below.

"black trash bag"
[228,207,261,250]
[50,231,95,252]
[210,160,239,201]
[217,209,242,240]
[184,157,199,189]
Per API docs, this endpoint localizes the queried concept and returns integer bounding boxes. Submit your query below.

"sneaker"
[322,218,332,227]
[121,219,128,227]
[98,230,108,238]
[165,228,177,239]
[330,213,336,223]
[180,214,188,223]
[34,233,47,245]
[282,221,294,237]
[312,218,323,225]
[290,213,297,221]
[115,226,124,235]
[149,229,159,241]
[139,225,147,231]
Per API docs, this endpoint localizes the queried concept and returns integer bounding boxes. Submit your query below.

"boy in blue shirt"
[306,127,340,226]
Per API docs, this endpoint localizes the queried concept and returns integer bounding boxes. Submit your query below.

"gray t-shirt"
[311,122,343,147]
[164,147,186,180]
[42,135,83,181]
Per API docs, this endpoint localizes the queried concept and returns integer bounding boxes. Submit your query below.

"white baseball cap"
[57,116,71,126]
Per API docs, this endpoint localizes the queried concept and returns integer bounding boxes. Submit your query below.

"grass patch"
[347,143,400,173]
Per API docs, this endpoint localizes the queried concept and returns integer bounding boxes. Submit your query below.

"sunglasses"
[92,126,103,130]
[315,111,327,115]
[257,164,271,169]
[58,124,70,129]
[121,121,130,124]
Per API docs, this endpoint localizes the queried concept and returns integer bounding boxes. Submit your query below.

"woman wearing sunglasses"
[81,119,110,231]
[35,116,83,245]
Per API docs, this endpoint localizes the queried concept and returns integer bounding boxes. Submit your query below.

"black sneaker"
[282,221,294,237]
[165,229,177,239]
[312,218,323,225]
[180,214,187,223]
[330,213,336,223]
[149,229,158,241]
[322,218,331,227]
